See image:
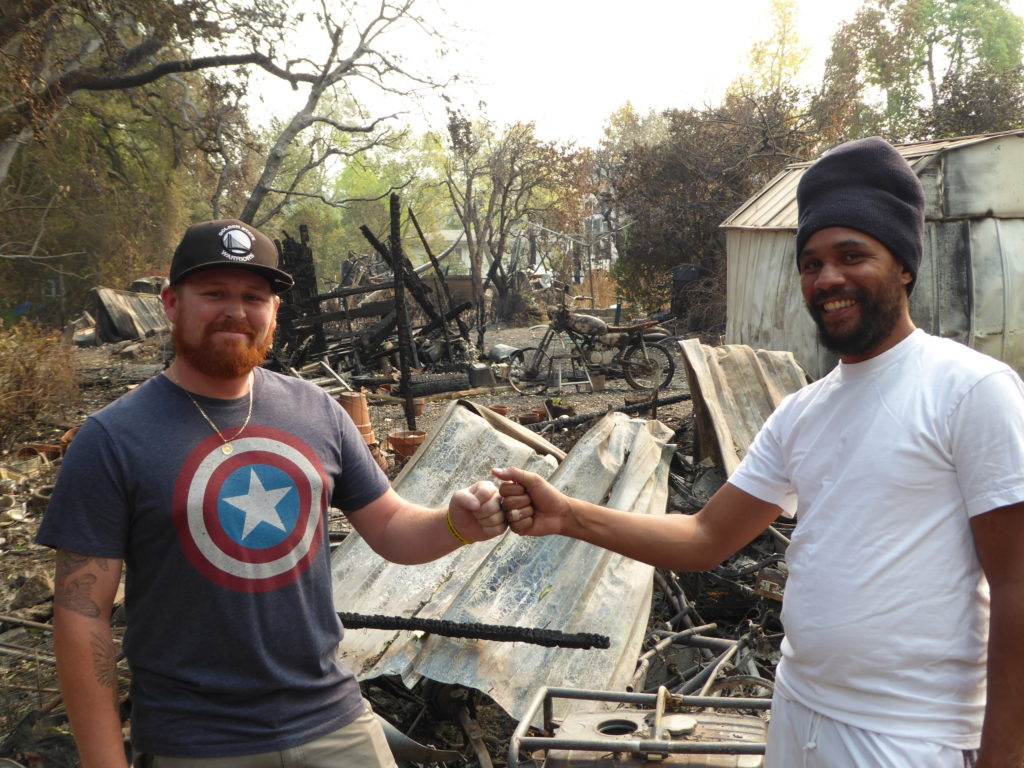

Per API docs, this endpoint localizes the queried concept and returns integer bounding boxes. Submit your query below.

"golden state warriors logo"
[172,427,327,592]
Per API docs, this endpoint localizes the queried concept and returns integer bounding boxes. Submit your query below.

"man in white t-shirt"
[493,137,1024,767]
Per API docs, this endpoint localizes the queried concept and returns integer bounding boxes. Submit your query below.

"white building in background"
[404,229,472,275]
[721,130,1024,379]
[583,214,618,271]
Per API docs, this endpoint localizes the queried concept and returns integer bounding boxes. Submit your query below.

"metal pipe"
[458,707,494,768]
[767,524,791,547]
[651,630,736,652]
[544,686,770,709]
[676,646,737,695]
[643,663,701,693]
[665,575,714,662]
[640,623,719,662]
[699,637,745,696]
[665,606,694,629]
[653,571,683,616]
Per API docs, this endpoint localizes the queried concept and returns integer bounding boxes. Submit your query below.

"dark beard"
[172,319,274,379]
[807,276,905,358]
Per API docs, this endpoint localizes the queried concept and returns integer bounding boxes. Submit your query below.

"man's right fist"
[491,467,572,537]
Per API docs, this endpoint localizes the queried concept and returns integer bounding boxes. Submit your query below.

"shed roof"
[721,130,1024,231]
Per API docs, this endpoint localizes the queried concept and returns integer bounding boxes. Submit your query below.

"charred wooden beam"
[307,282,390,303]
[291,300,393,328]
[389,194,417,430]
[416,301,473,338]
[408,207,471,343]
[360,223,443,326]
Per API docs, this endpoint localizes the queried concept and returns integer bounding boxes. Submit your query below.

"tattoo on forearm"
[89,630,117,690]
[55,550,89,577]
[54,551,106,619]
[54,573,100,618]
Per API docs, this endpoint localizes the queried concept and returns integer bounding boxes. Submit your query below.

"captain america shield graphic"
[172,427,328,592]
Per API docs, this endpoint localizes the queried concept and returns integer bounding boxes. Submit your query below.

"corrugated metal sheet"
[943,138,1024,218]
[722,131,1024,377]
[721,130,1024,230]
[678,340,810,476]
[331,401,674,720]
[87,287,169,342]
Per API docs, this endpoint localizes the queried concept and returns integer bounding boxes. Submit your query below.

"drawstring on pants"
[802,709,823,768]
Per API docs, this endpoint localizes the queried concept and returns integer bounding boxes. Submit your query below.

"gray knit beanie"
[796,137,925,291]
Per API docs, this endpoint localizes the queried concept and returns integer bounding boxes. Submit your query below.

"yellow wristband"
[446,507,471,547]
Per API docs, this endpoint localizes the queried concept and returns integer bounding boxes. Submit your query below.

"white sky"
[250,0,1024,148]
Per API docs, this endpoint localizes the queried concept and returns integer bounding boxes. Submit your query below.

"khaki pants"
[137,708,397,768]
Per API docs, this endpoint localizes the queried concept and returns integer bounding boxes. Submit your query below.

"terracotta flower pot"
[338,392,376,445]
[388,430,427,459]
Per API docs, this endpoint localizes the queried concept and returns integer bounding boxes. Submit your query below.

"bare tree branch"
[306,113,397,133]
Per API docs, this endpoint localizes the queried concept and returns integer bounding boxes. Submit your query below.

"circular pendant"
[221,443,233,455]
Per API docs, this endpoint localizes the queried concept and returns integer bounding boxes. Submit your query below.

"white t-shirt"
[730,329,1024,748]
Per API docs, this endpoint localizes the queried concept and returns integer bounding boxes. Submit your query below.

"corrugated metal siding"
[915,221,972,343]
[944,139,1024,218]
[331,402,673,720]
[970,219,1024,365]
[721,167,802,230]
[725,230,835,377]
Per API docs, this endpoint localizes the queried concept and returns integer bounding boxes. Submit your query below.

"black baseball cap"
[169,219,294,293]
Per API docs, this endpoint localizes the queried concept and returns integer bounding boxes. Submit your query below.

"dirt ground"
[0,324,702,767]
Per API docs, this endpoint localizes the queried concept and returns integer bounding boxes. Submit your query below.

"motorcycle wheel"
[508,347,550,395]
[623,342,675,390]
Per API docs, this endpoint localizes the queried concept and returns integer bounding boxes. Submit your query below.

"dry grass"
[572,269,622,310]
[0,321,77,447]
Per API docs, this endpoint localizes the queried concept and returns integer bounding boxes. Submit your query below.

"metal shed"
[721,130,1024,378]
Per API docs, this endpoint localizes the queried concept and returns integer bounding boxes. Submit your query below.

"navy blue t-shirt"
[37,368,390,757]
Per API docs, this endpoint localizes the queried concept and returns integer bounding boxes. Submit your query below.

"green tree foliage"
[265,130,450,286]
[826,0,1024,139]
[0,0,289,184]
[925,62,1024,135]
[609,0,817,321]
[0,86,208,321]
[0,0,445,319]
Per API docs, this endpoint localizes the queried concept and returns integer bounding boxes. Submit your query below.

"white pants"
[766,692,978,768]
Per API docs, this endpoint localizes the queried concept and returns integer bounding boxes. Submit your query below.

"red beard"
[172,318,275,379]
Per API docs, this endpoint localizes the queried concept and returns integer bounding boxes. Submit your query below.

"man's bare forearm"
[562,483,784,572]
[52,551,128,768]
[562,497,719,570]
[378,503,462,564]
[349,485,505,564]
[977,588,1024,768]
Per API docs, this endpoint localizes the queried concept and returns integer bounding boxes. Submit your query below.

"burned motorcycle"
[508,307,676,394]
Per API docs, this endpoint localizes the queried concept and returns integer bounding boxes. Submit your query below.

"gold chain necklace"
[165,370,254,455]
